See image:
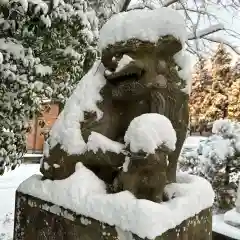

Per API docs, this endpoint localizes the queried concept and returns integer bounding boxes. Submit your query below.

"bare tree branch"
[106,0,240,56]
[175,7,217,20]
[188,23,225,40]
[203,36,240,55]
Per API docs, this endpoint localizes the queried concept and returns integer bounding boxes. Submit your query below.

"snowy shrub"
[179,119,240,212]
[0,0,98,173]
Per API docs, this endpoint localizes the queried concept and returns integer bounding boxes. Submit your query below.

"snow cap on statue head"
[98,7,187,69]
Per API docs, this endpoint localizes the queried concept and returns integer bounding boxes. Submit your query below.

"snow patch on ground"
[182,136,207,148]
[0,164,40,240]
[18,164,214,239]
[124,113,176,154]
[98,7,187,50]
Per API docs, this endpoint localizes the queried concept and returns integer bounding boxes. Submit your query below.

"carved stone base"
[14,191,212,240]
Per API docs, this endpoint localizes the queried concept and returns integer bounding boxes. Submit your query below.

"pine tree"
[0,0,98,173]
[189,44,233,132]
[189,58,212,133]
[228,62,240,121]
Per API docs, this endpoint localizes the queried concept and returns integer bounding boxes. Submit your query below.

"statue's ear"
[156,35,182,57]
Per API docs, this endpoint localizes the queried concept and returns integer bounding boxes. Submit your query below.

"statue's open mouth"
[105,62,145,86]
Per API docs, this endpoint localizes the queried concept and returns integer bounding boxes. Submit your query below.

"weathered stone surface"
[14,191,212,240]
[114,149,169,202]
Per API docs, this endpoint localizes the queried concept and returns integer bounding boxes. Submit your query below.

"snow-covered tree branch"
[0,0,98,173]
[127,0,240,56]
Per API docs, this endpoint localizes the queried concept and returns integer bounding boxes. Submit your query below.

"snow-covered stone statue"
[39,8,190,201]
[14,8,215,240]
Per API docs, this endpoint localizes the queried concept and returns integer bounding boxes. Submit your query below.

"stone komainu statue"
[40,35,189,203]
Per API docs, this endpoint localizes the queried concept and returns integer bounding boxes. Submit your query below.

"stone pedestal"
[14,191,212,240]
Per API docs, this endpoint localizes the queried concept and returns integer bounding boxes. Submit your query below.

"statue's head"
[101,36,184,101]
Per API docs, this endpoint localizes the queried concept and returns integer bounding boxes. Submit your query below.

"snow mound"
[0,164,40,240]
[87,132,124,154]
[18,165,214,239]
[98,7,187,51]
[212,119,240,138]
[47,60,106,155]
[212,119,234,136]
[199,135,234,163]
[124,113,176,154]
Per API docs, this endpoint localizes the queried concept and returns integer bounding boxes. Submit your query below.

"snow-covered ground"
[0,164,40,240]
[183,135,207,148]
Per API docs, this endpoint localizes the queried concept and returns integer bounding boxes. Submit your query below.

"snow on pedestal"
[17,163,214,239]
[124,113,177,154]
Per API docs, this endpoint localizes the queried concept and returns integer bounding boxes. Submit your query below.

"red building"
[26,103,59,153]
